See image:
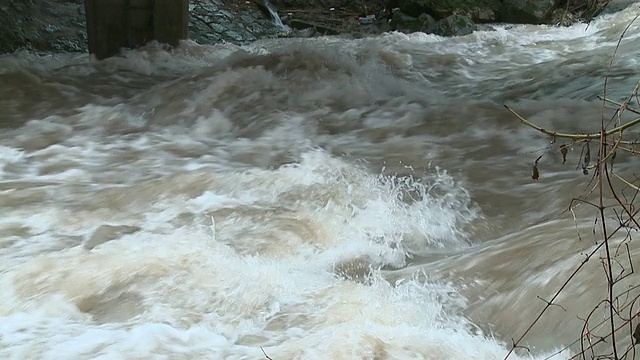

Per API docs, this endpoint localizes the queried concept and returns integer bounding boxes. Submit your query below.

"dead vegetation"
[504,13,640,360]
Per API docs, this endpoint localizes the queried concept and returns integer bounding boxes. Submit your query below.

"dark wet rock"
[189,0,285,45]
[474,6,496,22]
[498,0,556,24]
[397,0,501,22]
[289,19,341,35]
[392,11,476,37]
[549,7,581,26]
[391,11,437,33]
[391,11,420,32]
[84,224,141,250]
[0,0,87,54]
[419,13,439,33]
[495,0,612,24]
[436,14,476,36]
[395,0,613,26]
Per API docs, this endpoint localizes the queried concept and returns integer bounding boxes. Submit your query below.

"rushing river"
[2,5,640,359]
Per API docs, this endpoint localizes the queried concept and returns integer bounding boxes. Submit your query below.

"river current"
[2,5,640,359]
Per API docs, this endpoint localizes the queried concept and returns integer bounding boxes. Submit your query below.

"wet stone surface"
[189,0,286,45]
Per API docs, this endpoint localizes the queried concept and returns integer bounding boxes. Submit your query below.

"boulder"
[391,11,439,33]
[498,0,558,24]
[391,11,422,32]
[436,14,476,36]
[397,0,501,22]
[391,11,474,36]
[419,13,438,33]
[548,7,581,26]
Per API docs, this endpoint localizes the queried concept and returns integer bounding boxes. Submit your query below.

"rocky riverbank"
[0,0,634,55]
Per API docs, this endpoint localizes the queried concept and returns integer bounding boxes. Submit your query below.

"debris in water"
[582,142,590,175]
[560,144,568,164]
[532,155,542,180]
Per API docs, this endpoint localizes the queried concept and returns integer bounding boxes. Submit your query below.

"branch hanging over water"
[598,95,640,116]
[504,104,640,140]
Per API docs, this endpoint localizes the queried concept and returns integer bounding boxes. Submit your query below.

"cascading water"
[264,0,290,32]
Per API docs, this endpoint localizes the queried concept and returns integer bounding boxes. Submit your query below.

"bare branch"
[504,105,640,140]
[261,347,273,360]
[537,296,567,312]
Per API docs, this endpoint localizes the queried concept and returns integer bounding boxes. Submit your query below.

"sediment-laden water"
[2,5,640,359]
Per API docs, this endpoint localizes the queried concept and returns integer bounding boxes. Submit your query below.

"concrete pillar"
[84,0,189,60]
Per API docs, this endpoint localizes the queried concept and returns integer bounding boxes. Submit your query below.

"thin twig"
[261,347,273,360]
[599,95,640,116]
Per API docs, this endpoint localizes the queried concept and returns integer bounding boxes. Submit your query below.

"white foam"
[0,142,504,358]
[0,146,24,175]
[0,233,564,359]
[187,191,254,213]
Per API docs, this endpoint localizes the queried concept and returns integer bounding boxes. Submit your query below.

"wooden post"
[85,0,189,60]
[153,0,189,47]
[128,0,154,49]
[85,0,129,60]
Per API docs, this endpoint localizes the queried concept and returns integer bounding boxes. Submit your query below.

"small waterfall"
[264,0,290,32]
